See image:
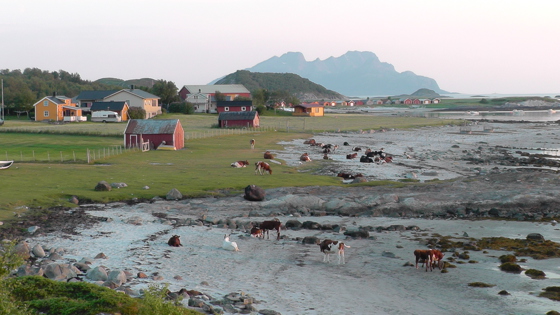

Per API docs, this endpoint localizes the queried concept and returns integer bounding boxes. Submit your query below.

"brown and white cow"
[300,153,312,162]
[250,227,264,238]
[231,160,250,168]
[259,219,282,240]
[167,235,182,247]
[255,161,272,175]
[414,249,435,272]
[430,249,445,270]
[318,239,350,264]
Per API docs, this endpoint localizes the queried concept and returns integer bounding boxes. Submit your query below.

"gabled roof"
[124,119,180,135]
[33,96,70,107]
[182,84,250,94]
[91,101,128,111]
[218,111,258,121]
[105,89,160,100]
[76,90,120,100]
[216,100,253,107]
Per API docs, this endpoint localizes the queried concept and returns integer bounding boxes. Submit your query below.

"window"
[241,107,246,111]
[44,111,49,117]
[224,107,229,112]
[43,100,49,106]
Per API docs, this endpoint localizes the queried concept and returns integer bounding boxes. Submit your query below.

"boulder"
[17,265,44,277]
[94,181,112,191]
[15,242,31,260]
[32,244,46,258]
[107,270,127,286]
[284,219,303,229]
[302,236,319,245]
[86,266,108,281]
[166,188,182,200]
[244,185,266,201]
[111,182,128,188]
[44,263,77,281]
[526,233,545,241]
[344,230,370,239]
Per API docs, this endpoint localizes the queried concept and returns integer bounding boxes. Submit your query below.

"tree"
[168,101,194,114]
[252,88,270,107]
[214,91,226,101]
[128,107,146,119]
[151,80,179,108]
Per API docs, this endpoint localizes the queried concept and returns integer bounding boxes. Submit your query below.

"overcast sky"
[1,0,558,95]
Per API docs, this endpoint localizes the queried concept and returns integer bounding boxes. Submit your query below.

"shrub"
[525,269,546,279]
[129,107,147,119]
[500,262,522,273]
[168,102,194,115]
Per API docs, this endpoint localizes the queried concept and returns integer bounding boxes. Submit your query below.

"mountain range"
[242,51,448,96]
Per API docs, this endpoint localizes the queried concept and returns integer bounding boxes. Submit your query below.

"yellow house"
[292,104,324,117]
[33,94,84,122]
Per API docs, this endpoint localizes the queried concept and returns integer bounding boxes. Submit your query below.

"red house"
[216,100,253,113]
[123,119,184,150]
[218,111,260,128]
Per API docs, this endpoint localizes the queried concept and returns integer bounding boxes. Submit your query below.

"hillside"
[215,70,346,101]
[245,51,449,96]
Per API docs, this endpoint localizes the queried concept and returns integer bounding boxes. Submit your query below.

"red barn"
[218,111,259,128]
[124,119,184,150]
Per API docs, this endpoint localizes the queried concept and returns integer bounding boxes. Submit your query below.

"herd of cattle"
[167,220,443,270]
[230,138,396,179]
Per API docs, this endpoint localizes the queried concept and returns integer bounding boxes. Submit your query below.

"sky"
[1,0,559,95]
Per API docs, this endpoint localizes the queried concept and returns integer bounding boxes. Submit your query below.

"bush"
[129,107,147,119]
[168,102,194,115]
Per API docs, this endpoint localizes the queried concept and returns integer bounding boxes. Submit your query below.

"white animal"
[222,234,239,251]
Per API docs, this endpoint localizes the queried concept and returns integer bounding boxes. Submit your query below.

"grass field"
[0,113,461,221]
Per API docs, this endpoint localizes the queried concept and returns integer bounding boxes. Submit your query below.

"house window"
[152,99,157,106]
[315,108,319,113]
[43,100,48,106]
[44,111,49,117]
[241,107,246,111]
[224,107,229,112]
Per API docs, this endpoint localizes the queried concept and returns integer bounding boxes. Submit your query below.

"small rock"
[94,181,111,191]
[526,233,544,241]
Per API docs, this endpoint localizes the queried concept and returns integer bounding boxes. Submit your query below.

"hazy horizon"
[2,1,559,95]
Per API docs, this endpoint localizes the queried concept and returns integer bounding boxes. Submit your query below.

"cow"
[374,156,393,164]
[430,249,445,270]
[250,227,264,238]
[259,219,282,240]
[360,155,374,163]
[414,249,435,272]
[250,139,255,149]
[352,147,362,152]
[300,153,312,162]
[346,153,358,159]
[255,161,272,175]
[231,160,250,168]
[264,151,274,159]
[167,235,182,247]
[318,239,350,264]
[337,173,363,180]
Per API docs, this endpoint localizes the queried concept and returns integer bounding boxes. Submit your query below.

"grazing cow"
[318,239,350,264]
[430,249,445,270]
[250,227,264,238]
[231,160,250,168]
[167,235,182,247]
[352,147,362,152]
[414,249,435,272]
[300,153,312,162]
[346,153,358,159]
[303,139,316,145]
[259,219,282,240]
[255,161,272,175]
[263,151,274,159]
[360,155,374,163]
[222,234,239,251]
[250,139,255,149]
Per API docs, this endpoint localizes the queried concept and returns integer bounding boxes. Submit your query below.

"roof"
[76,90,120,100]
[91,101,128,111]
[218,111,258,121]
[294,104,324,109]
[216,100,253,107]
[182,84,250,94]
[105,89,160,100]
[124,119,181,135]
[33,96,69,107]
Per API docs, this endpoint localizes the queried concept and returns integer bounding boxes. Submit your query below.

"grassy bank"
[0,114,460,220]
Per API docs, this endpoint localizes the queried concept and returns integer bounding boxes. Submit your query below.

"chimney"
[130,85,134,91]
[53,91,57,97]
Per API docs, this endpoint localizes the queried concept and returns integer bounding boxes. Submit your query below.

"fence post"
[48,152,50,162]
[33,150,35,161]
[87,149,90,164]
[73,151,76,162]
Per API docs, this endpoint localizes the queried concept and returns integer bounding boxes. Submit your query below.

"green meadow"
[0,114,460,221]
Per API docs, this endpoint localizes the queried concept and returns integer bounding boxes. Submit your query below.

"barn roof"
[124,119,181,135]
[91,101,128,111]
[218,111,258,121]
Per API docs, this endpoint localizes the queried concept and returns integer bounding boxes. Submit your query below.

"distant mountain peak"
[245,51,447,96]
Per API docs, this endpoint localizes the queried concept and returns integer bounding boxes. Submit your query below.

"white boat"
[0,160,13,169]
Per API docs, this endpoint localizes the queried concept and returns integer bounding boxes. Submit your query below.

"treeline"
[215,70,344,100]
[0,68,119,113]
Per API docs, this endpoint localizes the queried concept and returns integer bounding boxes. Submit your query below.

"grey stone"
[32,244,46,258]
[86,266,108,281]
[244,185,266,201]
[95,181,112,191]
[166,188,183,200]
